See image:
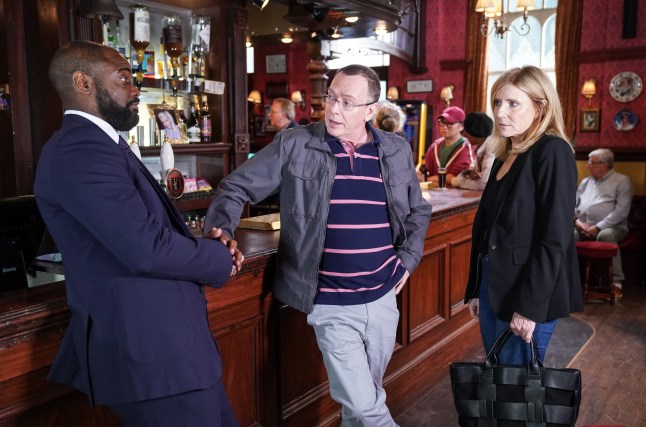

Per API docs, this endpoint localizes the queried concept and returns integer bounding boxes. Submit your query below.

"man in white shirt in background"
[574,148,634,299]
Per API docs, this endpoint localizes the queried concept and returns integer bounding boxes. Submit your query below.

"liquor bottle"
[199,95,212,143]
[178,107,188,138]
[162,15,183,77]
[130,4,150,84]
[418,155,428,182]
[129,135,142,160]
[187,102,200,144]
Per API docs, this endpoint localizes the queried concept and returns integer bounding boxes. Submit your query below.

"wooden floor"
[395,282,646,427]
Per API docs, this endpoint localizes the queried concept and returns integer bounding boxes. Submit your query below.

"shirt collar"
[65,110,120,144]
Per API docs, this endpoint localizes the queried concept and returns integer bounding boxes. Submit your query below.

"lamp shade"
[291,90,304,103]
[84,0,124,19]
[386,87,399,100]
[516,0,536,11]
[247,90,262,104]
[581,79,597,96]
[440,85,454,102]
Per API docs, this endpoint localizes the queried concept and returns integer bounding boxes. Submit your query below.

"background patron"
[574,148,634,299]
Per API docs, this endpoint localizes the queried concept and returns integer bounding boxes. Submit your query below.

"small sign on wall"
[407,79,434,93]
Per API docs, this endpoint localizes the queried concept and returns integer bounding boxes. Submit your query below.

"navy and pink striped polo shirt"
[315,133,406,306]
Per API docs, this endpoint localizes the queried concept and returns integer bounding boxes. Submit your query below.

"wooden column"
[306,35,328,123]
[228,3,250,168]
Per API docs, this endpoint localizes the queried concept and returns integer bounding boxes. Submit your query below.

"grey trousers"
[575,225,629,283]
[307,288,399,427]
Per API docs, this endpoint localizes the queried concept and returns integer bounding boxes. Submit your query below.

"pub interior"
[1,0,645,426]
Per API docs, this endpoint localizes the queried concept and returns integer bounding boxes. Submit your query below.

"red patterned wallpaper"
[250,41,312,124]
[576,0,646,148]
[249,0,645,148]
[389,0,469,141]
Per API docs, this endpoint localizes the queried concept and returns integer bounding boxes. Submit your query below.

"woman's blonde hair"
[489,66,570,160]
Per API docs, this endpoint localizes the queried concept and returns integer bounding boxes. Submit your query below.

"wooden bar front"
[0,189,481,426]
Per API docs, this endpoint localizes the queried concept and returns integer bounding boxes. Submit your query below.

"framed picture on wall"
[580,108,600,132]
[266,82,289,99]
[266,54,287,74]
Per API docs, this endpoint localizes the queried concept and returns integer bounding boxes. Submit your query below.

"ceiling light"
[345,16,360,23]
[475,0,535,38]
[280,33,293,43]
[252,0,269,10]
[375,26,388,36]
[331,27,342,39]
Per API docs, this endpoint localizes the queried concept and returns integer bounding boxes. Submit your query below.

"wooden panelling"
[409,247,445,342]
[0,198,481,426]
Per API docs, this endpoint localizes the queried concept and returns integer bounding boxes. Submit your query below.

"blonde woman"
[464,66,583,364]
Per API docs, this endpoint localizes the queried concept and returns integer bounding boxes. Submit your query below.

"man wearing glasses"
[205,64,432,425]
[422,106,474,185]
[575,148,634,299]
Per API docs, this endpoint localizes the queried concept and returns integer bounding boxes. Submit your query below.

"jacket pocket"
[512,246,530,265]
[285,161,327,217]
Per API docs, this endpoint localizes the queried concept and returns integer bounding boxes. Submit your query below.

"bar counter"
[0,188,482,426]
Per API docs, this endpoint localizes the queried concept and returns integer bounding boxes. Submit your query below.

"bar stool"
[575,241,619,304]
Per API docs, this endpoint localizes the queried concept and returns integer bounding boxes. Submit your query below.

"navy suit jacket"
[35,114,233,405]
[464,135,584,323]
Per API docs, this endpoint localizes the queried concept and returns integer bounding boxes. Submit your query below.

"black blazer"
[35,115,233,405]
[464,134,584,323]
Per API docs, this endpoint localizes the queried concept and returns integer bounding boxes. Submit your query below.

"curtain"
[464,0,488,114]
[555,0,584,141]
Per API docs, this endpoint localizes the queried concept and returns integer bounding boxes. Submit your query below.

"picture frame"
[406,79,434,93]
[148,104,188,144]
[266,54,287,74]
[580,108,600,132]
[266,82,289,99]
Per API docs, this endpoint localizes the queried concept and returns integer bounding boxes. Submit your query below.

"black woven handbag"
[449,327,581,427]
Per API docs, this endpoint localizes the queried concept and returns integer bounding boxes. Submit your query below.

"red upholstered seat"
[576,241,619,304]
[575,241,619,258]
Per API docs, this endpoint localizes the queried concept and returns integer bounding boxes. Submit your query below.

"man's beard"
[95,80,139,131]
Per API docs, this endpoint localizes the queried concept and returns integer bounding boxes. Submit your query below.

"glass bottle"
[130,4,150,85]
[162,15,183,78]
[189,15,210,90]
[199,95,212,143]
[187,102,200,144]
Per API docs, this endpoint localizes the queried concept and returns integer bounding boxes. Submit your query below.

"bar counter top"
[235,187,481,262]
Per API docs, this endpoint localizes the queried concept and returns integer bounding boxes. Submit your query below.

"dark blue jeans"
[478,255,557,365]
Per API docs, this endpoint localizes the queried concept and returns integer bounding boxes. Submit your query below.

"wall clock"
[608,71,642,103]
[266,54,287,74]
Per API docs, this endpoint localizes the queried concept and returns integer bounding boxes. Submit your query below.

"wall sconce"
[291,90,307,110]
[386,87,399,101]
[245,36,252,48]
[247,90,262,104]
[440,85,454,106]
[252,0,269,10]
[280,33,293,44]
[581,79,597,106]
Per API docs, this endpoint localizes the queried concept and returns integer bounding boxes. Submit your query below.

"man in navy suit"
[35,41,240,427]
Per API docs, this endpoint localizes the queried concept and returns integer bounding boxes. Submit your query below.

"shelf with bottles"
[103,1,211,95]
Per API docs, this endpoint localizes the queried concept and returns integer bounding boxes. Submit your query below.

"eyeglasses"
[437,118,459,128]
[587,160,605,165]
[322,94,376,112]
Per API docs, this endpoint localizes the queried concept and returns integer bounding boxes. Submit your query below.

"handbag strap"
[485,327,542,374]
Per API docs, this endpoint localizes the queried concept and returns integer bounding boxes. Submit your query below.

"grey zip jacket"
[205,122,433,313]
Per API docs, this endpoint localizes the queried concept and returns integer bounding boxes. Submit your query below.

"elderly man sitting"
[574,148,634,299]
